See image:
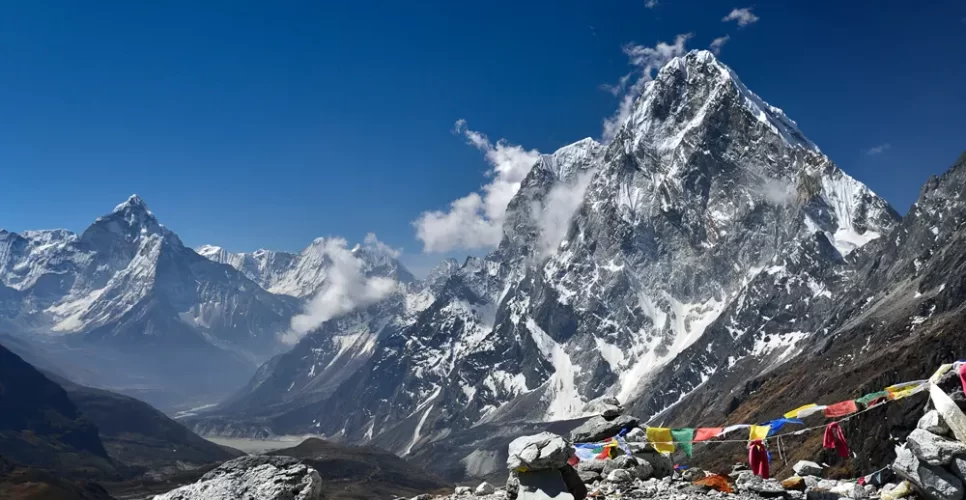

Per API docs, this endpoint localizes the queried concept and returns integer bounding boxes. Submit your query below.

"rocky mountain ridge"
[194,50,912,483]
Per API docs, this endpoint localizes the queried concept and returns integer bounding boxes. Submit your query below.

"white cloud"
[413,120,541,252]
[533,170,596,258]
[709,35,730,55]
[363,232,401,258]
[282,237,398,344]
[601,33,693,143]
[722,7,759,27]
[645,0,659,8]
[864,143,891,156]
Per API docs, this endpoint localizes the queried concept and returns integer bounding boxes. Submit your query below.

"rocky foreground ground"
[153,388,966,500]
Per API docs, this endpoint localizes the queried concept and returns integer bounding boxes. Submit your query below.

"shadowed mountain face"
[0,341,243,499]
[0,342,118,479]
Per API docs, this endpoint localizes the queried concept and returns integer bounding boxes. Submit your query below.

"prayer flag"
[784,404,817,419]
[671,428,695,457]
[694,428,724,442]
[749,425,771,441]
[647,427,675,454]
[824,400,858,418]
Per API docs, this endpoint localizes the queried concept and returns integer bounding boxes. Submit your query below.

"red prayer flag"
[694,427,724,442]
[824,400,858,418]
[959,364,966,397]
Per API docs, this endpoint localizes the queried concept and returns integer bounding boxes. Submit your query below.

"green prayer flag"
[856,390,889,407]
[670,428,695,457]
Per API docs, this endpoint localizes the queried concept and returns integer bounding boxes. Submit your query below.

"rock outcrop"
[153,456,322,500]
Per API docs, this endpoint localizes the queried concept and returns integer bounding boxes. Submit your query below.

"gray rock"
[410,496,432,500]
[894,445,964,500]
[576,460,606,473]
[631,462,655,481]
[682,468,705,481]
[788,492,805,500]
[455,486,472,495]
[735,471,758,490]
[747,479,786,497]
[803,476,822,488]
[908,428,966,465]
[606,469,633,483]
[634,450,673,478]
[601,456,639,476]
[804,489,842,500]
[576,469,601,484]
[507,473,521,500]
[625,427,647,443]
[508,433,573,471]
[476,482,496,495]
[952,457,966,483]
[921,410,953,436]
[153,456,322,500]
[794,461,824,477]
[569,415,639,443]
[517,469,574,500]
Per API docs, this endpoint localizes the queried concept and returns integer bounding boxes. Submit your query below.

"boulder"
[782,477,807,491]
[605,469,632,484]
[894,445,964,500]
[746,478,787,497]
[907,428,966,466]
[601,456,638,476]
[921,410,953,436]
[569,415,639,443]
[803,476,822,488]
[805,489,843,500]
[455,486,472,495]
[475,482,495,495]
[508,433,573,471]
[517,469,574,500]
[625,427,646,443]
[506,473,520,500]
[575,460,606,474]
[952,457,966,483]
[634,450,673,478]
[410,496,432,500]
[153,456,321,500]
[681,467,705,481]
[576,469,600,484]
[630,462,654,481]
[794,461,824,477]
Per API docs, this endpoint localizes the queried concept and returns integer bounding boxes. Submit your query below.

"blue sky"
[1,1,964,275]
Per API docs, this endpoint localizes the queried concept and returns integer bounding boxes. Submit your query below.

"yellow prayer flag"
[887,381,926,400]
[749,425,770,441]
[930,364,954,384]
[783,404,817,419]
[646,427,676,454]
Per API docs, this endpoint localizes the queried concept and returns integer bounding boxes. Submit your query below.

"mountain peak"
[113,194,151,215]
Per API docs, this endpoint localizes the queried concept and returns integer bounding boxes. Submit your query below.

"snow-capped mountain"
[0,195,300,409]
[197,237,415,299]
[202,50,899,462]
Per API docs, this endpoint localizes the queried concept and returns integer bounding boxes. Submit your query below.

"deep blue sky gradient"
[1,0,964,274]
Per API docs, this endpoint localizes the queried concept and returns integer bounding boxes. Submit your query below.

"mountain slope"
[0,196,300,408]
[209,51,898,478]
[0,343,118,479]
[197,237,415,299]
[641,151,966,476]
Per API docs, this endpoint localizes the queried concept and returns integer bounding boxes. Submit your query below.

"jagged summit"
[620,49,819,155]
[112,194,151,214]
